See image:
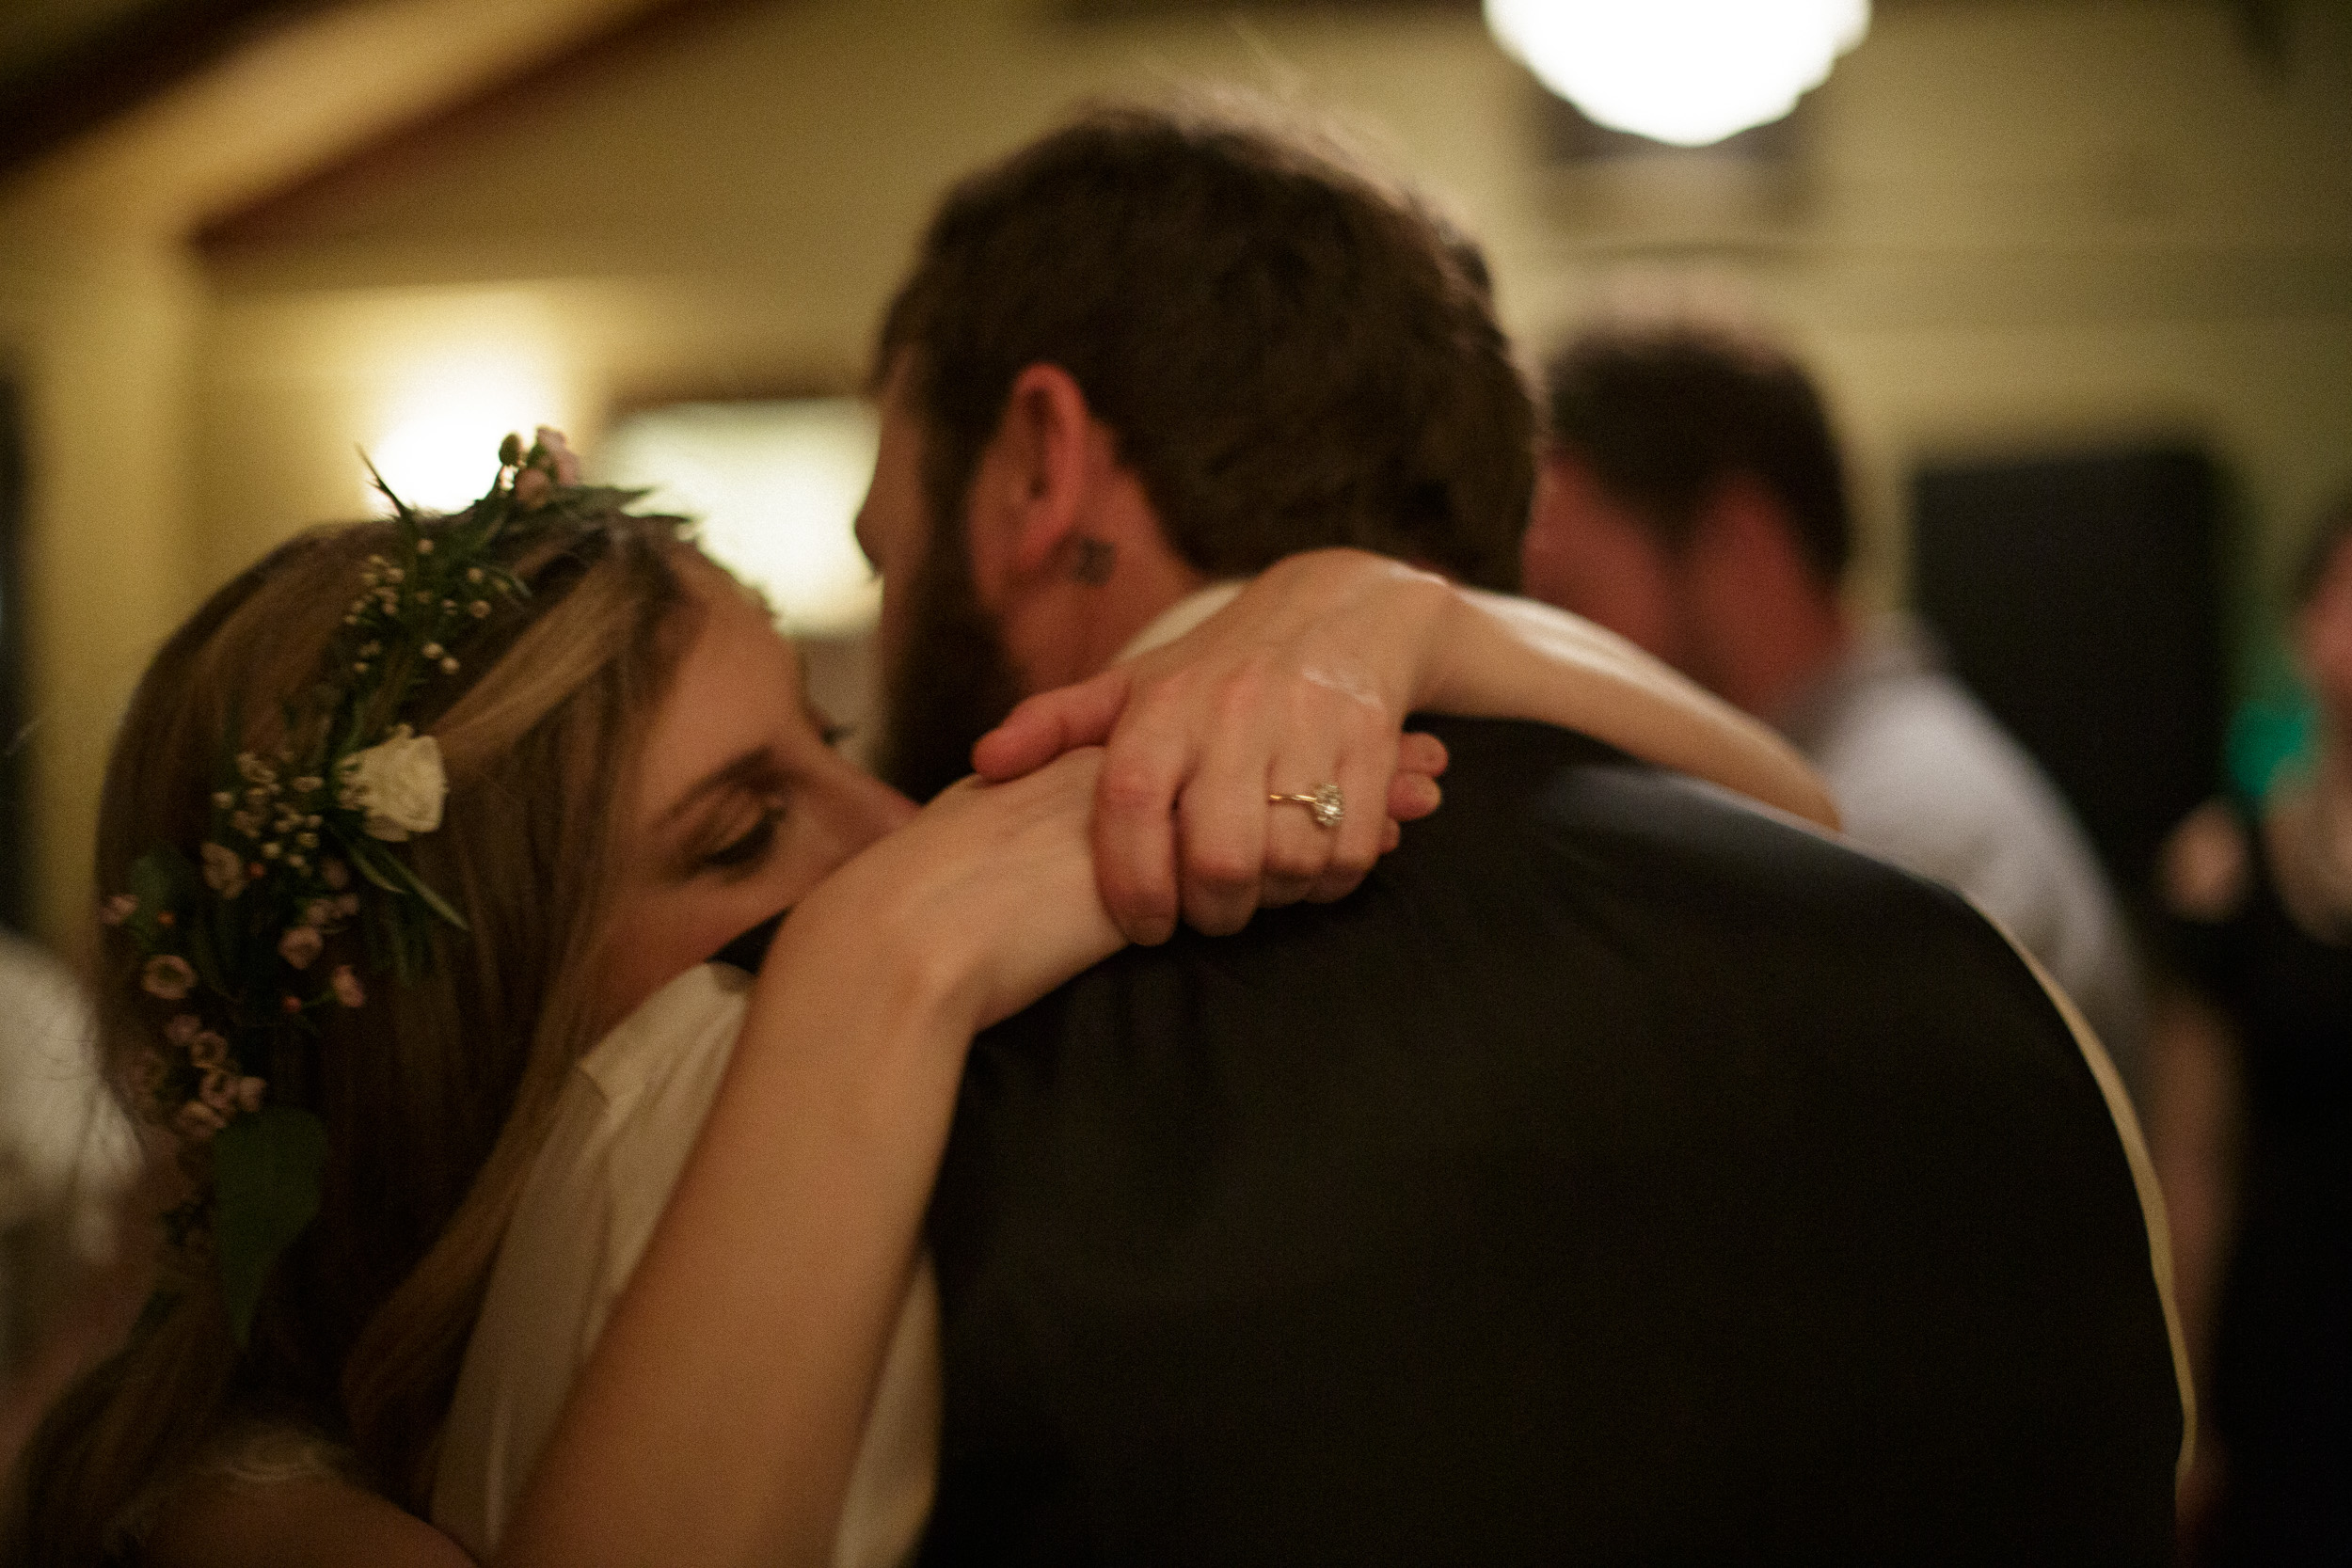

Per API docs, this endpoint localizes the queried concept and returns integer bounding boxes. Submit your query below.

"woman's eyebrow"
[657,750,777,831]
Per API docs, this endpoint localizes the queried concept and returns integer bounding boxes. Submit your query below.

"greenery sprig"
[103,429,614,1343]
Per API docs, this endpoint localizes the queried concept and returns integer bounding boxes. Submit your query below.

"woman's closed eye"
[700,798,787,875]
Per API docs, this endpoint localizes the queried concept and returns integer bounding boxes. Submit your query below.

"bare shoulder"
[2160,798,2250,923]
[146,1476,472,1568]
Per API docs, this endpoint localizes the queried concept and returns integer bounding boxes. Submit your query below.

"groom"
[864,104,2186,1562]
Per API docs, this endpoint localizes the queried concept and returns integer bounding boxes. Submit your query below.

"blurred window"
[597,399,881,638]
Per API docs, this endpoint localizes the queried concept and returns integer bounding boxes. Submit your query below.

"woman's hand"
[976,553,1456,944]
[973,549,1836,947]
[795,749,1124,1035]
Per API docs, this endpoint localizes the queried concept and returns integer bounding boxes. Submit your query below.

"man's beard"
[875,510,1026,803]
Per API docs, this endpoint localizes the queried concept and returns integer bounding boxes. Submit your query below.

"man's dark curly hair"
[875,99,1534,591]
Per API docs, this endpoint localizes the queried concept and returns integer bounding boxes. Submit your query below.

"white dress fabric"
[431,964,940,1568]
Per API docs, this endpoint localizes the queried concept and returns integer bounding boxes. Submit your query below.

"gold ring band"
[1268,784,1344,830]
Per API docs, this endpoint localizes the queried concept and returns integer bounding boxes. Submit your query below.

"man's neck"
[1115,581,1248,663]
[995,525,1211,691]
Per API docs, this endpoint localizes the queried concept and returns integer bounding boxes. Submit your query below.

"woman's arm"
[496,752,1120,1568]
[975,548,1836,942]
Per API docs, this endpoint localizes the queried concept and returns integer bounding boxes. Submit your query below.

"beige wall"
[0,227,204,952]
[7,0,2351,943]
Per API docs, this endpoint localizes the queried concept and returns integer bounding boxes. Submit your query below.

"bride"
[5,435,1827,1566]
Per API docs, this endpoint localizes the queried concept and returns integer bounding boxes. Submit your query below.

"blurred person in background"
[0,927,141,1476]
[1524,318,2148,1091]
[2153,485,2352,1565]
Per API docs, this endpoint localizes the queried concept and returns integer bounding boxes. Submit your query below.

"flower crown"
[103,428,644,1342]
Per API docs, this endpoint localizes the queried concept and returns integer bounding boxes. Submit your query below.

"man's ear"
[973,363,1098,592]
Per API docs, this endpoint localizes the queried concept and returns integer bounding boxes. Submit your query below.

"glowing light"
[598,400,882,637]
[365,353,564,512]
[1486,0,1869,149]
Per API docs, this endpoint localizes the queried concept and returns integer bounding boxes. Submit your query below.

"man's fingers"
[1387,770,1442,824]
[1396,730,1448,782]
[973,667,1133,781]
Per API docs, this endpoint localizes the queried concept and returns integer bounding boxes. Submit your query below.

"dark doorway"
[1909,445,2230,917]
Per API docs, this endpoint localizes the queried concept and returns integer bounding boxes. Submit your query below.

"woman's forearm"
[497,921,964,1567]
[1422,587,1839,830]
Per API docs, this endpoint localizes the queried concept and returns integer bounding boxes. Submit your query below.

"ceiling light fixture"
[1485,0,1870,150]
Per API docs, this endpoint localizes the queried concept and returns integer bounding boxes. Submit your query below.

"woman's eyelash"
[704,805,785,871]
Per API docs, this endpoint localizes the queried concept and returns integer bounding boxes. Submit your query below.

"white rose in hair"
[339,725,446,842]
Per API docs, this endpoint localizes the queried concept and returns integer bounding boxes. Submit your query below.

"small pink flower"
[322,858,350,891]
[305,898,337,927]
[141,955,196,1001]
[99,894,137,926]
[200,1069,238,1115]
[512,468,551,509]
[336,893,361,918]
[165,1014,200,1046]
[331,965,365,1008]
[174,1100,227,1144]
[235,1076,267,1114]
[188,1031,230,1070]
[534,426,580,485]
[278,926,324,970]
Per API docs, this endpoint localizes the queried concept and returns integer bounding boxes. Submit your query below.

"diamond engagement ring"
[1269,784,1344,830]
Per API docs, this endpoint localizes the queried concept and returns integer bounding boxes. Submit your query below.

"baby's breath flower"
[278,926,323,970]
[189,1031,229,1069]
[175,1101,226,1144]
[202,843,245,898]
[99,893,137,926]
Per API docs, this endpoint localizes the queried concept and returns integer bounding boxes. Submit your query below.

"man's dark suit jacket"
[919,718,2182,1565]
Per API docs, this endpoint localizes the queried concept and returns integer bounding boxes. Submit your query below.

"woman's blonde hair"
[7,506,702,1561]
